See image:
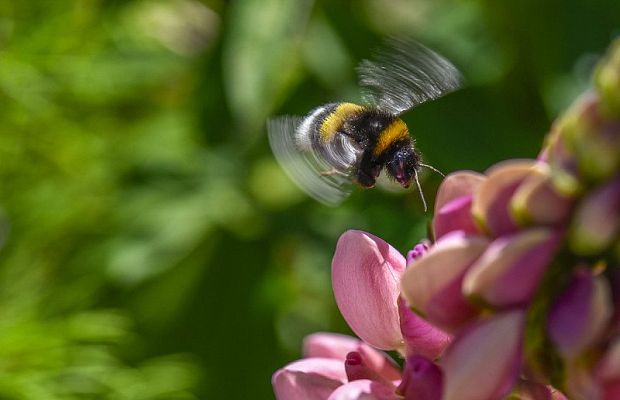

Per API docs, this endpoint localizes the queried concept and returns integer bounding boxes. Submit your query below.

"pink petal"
[304,333,401,382]
[597,338,620,400]
[462,228,562,308]
[400,232,489,332]
[516,381,568,400]
[548,269,613,359]
[569,175,620,256]
[603,381,620,400]
[435,171,486,211]
[398,297,451,359]
[565,361,602,400]
[472,160,538,237]
[273,358,347,400]
[424,276,481,334]
[433,195,480,240]
[510,163,575,227]
[397,355,443,400]
[537,145,550,163]
[327,379,399,400]
[345,352,391,385]
[598,338,620,382]
[332,230,406,350]
[441,310,525,400]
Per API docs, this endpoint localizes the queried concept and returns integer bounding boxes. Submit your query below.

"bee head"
[386,147,419,188]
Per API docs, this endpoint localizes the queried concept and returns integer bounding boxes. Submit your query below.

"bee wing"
[357,38,463,116]
[267,116,356,206]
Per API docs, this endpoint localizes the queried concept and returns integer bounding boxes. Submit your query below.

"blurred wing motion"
[267,116,360,206]
[357,38,463,116]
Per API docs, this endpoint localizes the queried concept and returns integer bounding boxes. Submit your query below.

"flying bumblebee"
[267,38,462,210]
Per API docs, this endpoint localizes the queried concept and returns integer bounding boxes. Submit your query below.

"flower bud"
[462,228,562,308]
[303,333,401,382]
[400,232,489,332]
[345,352,388,383]
[433,172,485,240]
[472,160,538,237]
[548,269,613,360]
[406,241,430,265]
[569,176,620,256]
[510,163,575,227]
[435,171,486,211]
[433,195,479,240]
[595,38,620,117]
[558,94,620,182]
[543,126,583,195]
[441,310,525,400]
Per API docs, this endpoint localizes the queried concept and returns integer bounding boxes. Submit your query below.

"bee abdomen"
[319,103,366,143]
[295,102,364,173]
[295,103,338,151]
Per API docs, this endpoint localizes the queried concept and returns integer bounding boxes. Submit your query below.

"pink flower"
[331,230,405,351]
[273,333,397,399]
[273,332,443,400]
[303,333,401,381]
[331,230,450,357]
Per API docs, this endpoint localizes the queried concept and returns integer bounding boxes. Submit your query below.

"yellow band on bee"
[373,119,409,157]
[319,103,365,142]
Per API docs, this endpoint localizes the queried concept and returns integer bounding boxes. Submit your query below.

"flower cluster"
[273,230,450,400]
[273,39,620,399]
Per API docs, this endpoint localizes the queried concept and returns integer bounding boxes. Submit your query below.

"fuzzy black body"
[339,108,420,188]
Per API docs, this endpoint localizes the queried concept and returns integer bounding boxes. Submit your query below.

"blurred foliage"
[0,0,617,398]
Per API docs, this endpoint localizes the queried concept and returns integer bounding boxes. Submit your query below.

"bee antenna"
[413,169,428,212]
[419,163,445,177]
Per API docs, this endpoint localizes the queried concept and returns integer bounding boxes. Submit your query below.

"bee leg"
[355,151,380,188]
[320,169,347,177]
[356,169,377,188]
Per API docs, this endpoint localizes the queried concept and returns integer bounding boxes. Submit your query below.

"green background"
[0,0,617,398]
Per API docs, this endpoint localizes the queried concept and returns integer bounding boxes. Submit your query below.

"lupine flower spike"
[273,38,620,400]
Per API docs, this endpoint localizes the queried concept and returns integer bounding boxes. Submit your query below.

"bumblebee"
[267,38,462,209]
